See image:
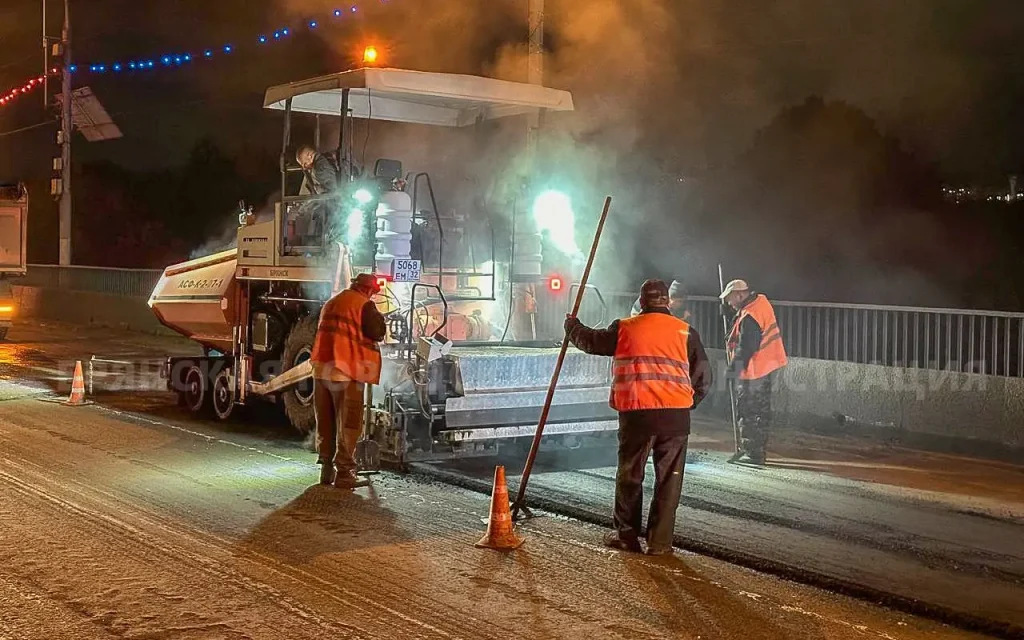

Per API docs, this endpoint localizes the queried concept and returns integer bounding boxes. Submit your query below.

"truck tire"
[281,315,317,435]
[182,364,211,415]
[211,367,236,421]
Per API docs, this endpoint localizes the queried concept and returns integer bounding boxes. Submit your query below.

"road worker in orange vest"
[565,279,712,555]
[720,279,788,465]
[311,273,387,487]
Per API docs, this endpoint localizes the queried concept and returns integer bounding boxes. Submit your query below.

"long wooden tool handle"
[511,196,612,520]
[719,263,741,453]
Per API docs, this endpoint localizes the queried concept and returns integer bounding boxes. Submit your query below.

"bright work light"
[532,190,580,256]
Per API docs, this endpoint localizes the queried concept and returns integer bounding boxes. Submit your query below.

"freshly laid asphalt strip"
[411,463,1024,640]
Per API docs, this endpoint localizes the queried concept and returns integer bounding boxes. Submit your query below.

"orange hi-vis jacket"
[611,313,695,412]
[310,289,382,384]
[727,294,788,380]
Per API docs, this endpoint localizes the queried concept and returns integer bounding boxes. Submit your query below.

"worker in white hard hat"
[720,279,788,465]
[630,279,690,320]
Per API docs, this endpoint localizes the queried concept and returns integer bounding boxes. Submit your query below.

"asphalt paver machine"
[149,67,618,469]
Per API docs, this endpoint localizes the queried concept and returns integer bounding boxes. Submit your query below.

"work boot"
[319,463,337,485]
[739,451,766,466]
[333,468,371,488]
[603,531,642,553]
[645,545,674,557]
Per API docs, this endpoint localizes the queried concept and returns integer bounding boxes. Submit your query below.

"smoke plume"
[189,195,279,259]
[267,0,1004,306]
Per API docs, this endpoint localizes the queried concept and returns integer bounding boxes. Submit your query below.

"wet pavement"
[0,320,1020,638]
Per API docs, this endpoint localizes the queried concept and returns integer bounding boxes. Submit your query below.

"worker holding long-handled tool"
[564,279,713,555]
[720,278,788,466]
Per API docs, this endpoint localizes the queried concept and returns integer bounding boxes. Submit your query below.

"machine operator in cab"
[565,279,712,555]
[311,273,387,488]
[296,144,340,195]
[720,279,788,465]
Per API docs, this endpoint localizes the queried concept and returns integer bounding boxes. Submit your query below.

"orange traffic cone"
[65,361,86,406]
[475,465,524,550]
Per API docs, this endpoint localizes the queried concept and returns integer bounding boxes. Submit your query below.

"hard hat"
[639,279,671,309]
[351,273,381,295]
[668,279,685,299]
[719,278,750,299]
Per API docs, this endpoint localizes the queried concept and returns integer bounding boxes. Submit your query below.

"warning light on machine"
[375,275,390,291]
[353,188,374,205]
[548,276,563,292]
[363,46,379,64]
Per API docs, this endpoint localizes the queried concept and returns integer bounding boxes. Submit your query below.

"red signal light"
[374,275,390,291]
[548,276,563,292]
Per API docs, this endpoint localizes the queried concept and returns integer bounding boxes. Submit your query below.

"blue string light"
[6,2,383,89]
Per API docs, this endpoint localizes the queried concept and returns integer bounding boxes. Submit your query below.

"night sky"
[3,0,1024,179]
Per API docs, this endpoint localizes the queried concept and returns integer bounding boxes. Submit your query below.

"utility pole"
[510,0,545,340]
[525,0,543,156]
[42,0,48,108]
[58,0,72,265]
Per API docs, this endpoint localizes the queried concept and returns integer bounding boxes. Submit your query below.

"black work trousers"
[736,372,774,459]
[614,426,689,551]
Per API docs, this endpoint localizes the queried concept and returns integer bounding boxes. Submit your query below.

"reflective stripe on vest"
[611,313,694,411]
[727,294,788,380]
[310,289,382,384]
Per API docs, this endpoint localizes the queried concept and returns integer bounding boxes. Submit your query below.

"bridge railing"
[595,291,1024,378]
[20,264,163,299]
[18,266,1024,378]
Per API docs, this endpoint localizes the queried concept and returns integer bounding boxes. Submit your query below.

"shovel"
[355,382,381,474]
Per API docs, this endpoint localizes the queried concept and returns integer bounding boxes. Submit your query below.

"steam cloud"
[189,195,279,259]
[268,0,997,307]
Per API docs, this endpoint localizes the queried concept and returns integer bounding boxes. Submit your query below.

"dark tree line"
[26,137,278,269]
[24,98,1024,311]
[624,97,1015,310]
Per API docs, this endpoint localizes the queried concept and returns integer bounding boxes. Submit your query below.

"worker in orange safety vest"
[310,273,386,487]
[721,279,788,465]
[565,279,713,555]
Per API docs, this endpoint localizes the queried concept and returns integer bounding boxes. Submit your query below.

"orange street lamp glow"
[363,46,379,64]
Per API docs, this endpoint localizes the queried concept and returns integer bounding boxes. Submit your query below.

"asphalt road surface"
[0,320,1019,639]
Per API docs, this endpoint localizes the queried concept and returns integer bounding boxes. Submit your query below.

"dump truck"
[149,67,619,469]
[0,183,29,340]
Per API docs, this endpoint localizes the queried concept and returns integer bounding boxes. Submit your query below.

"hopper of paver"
[148,250,240,354]
[436,346,617,444]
